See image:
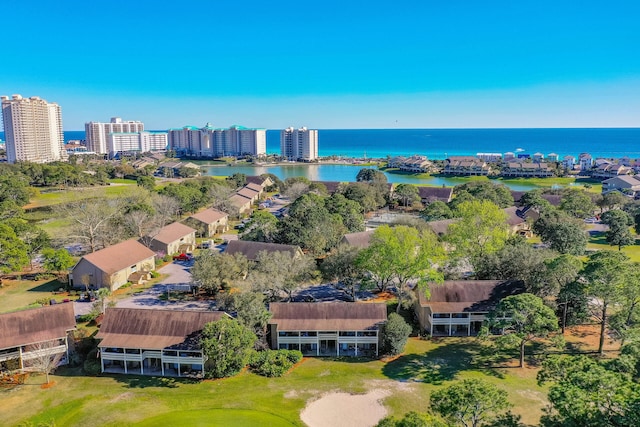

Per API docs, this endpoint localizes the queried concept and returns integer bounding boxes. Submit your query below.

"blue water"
[1,128,639,159]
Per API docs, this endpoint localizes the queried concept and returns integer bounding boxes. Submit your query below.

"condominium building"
[168,124,266,157]
[1,94,67,163]
[281,127,318,161]
[107,131,168,158]
[85,117,144,154]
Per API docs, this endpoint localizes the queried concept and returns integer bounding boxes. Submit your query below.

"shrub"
[382,313,412,356]
[150,271,160,278]
[248,349,302,377]
[83,349,101,376]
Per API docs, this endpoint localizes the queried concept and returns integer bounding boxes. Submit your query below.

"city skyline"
[2,1,639,130]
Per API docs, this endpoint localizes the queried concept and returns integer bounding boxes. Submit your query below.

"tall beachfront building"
[85,117,144,154]
[168,124,266,157]
[107,131,168,158]
[281,127,318,161]
[1,94,67,164]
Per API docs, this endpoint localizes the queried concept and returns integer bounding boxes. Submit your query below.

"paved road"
[115,260,215,311]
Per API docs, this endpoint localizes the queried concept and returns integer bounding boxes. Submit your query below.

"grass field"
[25,184,139,209]
[1,337,555,427]
[587,231,640,262]
[0,278,66,313]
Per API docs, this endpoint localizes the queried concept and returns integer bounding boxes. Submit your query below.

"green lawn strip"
[0,278,66,313]
[3,338,548,427]
[27,185,139,208]
[108,178,137,185]
[135,409,297,427]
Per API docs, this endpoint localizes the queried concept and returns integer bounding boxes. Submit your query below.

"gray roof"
[225,240,302,261]
[418,186,453,203]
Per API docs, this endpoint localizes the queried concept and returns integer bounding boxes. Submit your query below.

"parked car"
[173,253,193,262]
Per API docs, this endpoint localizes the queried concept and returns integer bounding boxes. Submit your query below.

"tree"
[19,227,50,270]
[341,182,386,213]
[430,379,511,427]
[325,193,365,233]
[377,412,448,427]
[420,201,453,221]
[582,250,631,354]
[136,175,155,191]
[356,168,387,183]
[559,189,596,219]
[231,291,272,347]
[599,191,628,212]
[492,293,559,367]
[394,184,421,208]
[538,355,640,427]
[201,317,256,378]
[533,210,587,255]
[0,223,29,273]
[251,250,316,301]
[357,225,444,312]
[519,190,553,212]
[41,248,75,281]
[452,181,514,208]
[226,173,247,188]
[191,251,249,295]
[320,244,369,301]
[283,181,310,201]
[59,198,123,252]
[241,210,279,242]
[382,313,412,355]
[23,340,65,384]
[277,193,346,254]
[601,209,635,250]
[446,200,509,264]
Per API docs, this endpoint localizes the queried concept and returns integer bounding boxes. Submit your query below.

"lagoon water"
[202,163,543,191]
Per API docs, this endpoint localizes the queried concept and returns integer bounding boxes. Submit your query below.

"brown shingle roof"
[0,304,76,349]
[246,175,268,186]
[503,207,525,226]
[418,280,525,313]
[80,239,156,274]
[245,182,263,192]
[229,194,251,208]
[341,230,374,248]
[426,219,457,236]
[237,187,259,200]
[96,308,228,350]
[312,181,343,194]
[417,187,453,203]
[188,208,228,225]
[152,222,196,245]
[225,240,302,261]
[269,302,387,331]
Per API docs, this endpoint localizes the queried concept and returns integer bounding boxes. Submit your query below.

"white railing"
[21,345,67,360]
[0,350,21,362]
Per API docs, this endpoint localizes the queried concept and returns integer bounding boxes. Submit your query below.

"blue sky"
[2,1,639,129]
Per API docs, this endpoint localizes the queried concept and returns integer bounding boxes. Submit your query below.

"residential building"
[590,163,631,180]
[70,240,156,291]
[547,153,559,162]
[185,208,229,237]
[169,124,266,157]
[97,308,229,377]
[0,304,76,372]
[417,187,453,204]
[85,117,144,155]
[601,175,640,196]
[341,230,374,249]
[579,153,594,171]
[442,156,490,176]
[476,153,502,162]
[532,152,544,163]
[281,127,319,161]
[245,175,275,189]
[503,152,516,161]
[268,302,387,357]
[398,155,432,172]
[229,194,252,215]
[106,131,168,158]
[1,94,67,163]
[225,240,303,261]
[503,206,534,237]
[501,162,554,178]
[415,280,524,336]
[562,155,576,169]
[147,222,196,255]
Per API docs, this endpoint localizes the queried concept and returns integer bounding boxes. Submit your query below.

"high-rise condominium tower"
[85,117,145,154]
[168,124,266,157]
[1,94,67,163]
[280,127,318,161]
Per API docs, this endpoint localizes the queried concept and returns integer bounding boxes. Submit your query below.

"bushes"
[83,349,101,376]
[249,349,302,377]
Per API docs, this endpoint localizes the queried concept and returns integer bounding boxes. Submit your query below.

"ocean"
[1,128,639,160]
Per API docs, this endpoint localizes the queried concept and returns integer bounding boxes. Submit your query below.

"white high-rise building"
[107,131,168,158]
[1,94,67,164]
[281,127,318,161]
[85,117,144,154]
[168,124,266,157]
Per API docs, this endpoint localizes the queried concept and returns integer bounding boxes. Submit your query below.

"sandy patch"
[300,389,390,427]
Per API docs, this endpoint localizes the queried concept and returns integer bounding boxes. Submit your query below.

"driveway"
[116,260,216,311]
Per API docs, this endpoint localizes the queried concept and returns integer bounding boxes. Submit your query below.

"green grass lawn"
[108,178,138,185]
[0,278,66,313]
[587,231,640,262]
[1,338,549,426]
[27,185,139,209]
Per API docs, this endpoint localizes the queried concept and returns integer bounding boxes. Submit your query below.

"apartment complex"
[85,117,144,154]
[107,131,167,158]
[168,124,266,157]
[280,127,318,161]
[1,94,67,163]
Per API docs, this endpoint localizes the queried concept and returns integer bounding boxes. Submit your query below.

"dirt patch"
[370,292,395,303]
[109,392,134,403]
[563,324,620,352]
[300,389,390,427]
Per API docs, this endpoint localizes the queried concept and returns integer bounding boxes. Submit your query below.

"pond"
[202,163,544,191]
